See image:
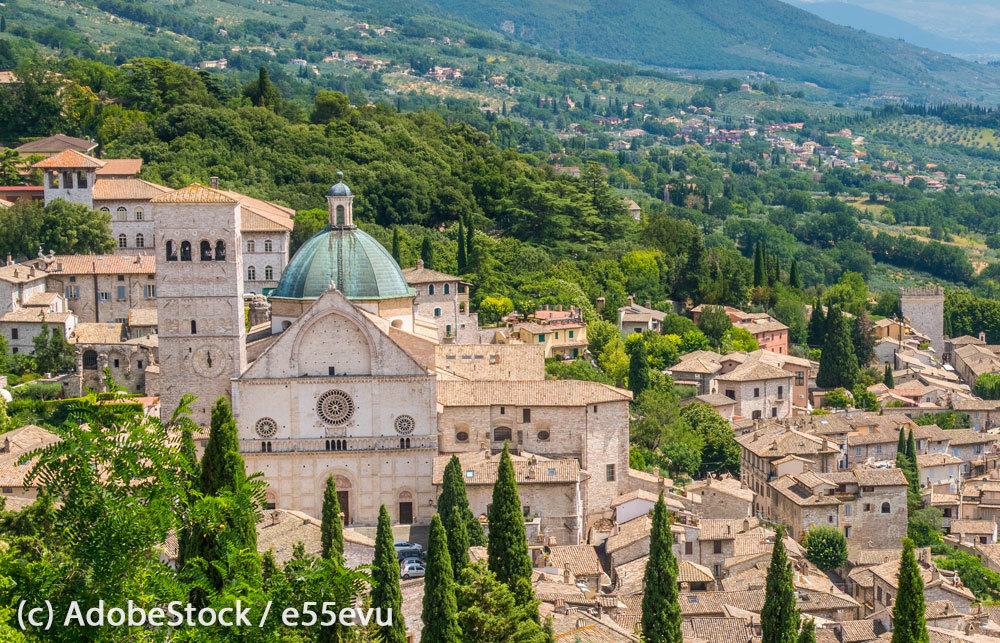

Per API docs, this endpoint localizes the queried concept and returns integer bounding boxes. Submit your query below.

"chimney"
[596,296,605,312]
[56,261,62,272]
[564,568,573,584]
[980,331,987,342]
[210,176,219,189]
[4,254,10,266]
[627,295,634,306]
[28,266,34,277]
[645,300,652,308]
[416,259,424,269]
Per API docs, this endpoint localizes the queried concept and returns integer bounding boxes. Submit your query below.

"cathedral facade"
[155,176,636,537]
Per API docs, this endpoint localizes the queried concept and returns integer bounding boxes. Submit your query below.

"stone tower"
[151,184,247,426]
[900,286,944,357]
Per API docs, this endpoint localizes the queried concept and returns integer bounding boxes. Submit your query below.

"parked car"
[393,540,421,552]
[396,547,423,562]
[399,555,425,568]
[400,562,425,579]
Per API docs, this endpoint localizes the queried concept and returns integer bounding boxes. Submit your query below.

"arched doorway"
[334,475,352,526]
[398,490,414,525]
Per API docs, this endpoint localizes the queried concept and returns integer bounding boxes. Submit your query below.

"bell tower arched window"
[180,241,192,262]
[335,205,345,226]
[166,241,177,262]
[200,240,212,261]
[215,240,226,261]
[190,320,197,334]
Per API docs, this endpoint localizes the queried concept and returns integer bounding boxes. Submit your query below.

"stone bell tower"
[151,184,248,426]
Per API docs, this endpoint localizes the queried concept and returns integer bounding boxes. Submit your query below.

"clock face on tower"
[192,344,228,378]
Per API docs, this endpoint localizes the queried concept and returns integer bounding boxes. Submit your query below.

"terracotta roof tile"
[95,158,142,176]
[437,380,631,406]
[71,322,125,344]
[0,425,61,487]
[33,149,104,169]
[17,134,95,154]
[40,255,155,275]
[92,178,171,200]
[546,545,602,577]
[129,308,157,327]
[150,184,239,203]
[0,264,47,285]
[401,265,464,284]
[0,309,73,324]
[431,450,579,486]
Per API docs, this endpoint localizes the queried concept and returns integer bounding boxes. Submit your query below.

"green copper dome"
[272,226,413,300]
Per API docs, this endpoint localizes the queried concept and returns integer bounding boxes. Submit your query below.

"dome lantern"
[327,171,354,227]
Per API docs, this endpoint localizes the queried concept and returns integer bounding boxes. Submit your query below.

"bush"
[12,381,63,401]
[803,526,848,570]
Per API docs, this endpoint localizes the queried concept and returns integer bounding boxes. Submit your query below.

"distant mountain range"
[787,0,1000,56]
[411,0,1000,101]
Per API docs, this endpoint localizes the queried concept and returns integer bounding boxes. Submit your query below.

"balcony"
[240,435,437,453]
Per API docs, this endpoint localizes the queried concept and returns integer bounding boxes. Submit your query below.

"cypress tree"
[446,503,470,579]
[199,398,242,495]
[421,236,434,269]
[816,306,859,390]
[372,505,407,643]
[391,227,402,265]
[439,455,485,547]
[906,429,916,462]
[180,426,199,480]
[896,427,906,460]
[628,338,650,396]
[466,218,475,268]
[753,242,766,288]
[320,474,344,563]
[422,514,461,643]
[789,260,801,290]
[891,538,929,643]
[905,429,921,505]
[852,309,876,367]
[487,444,535,613]
[885,364,895,388]
[457,220,467,273]
[641,493,683,643]
[761,525,799,643]
[1,17,6,33]
[808,300,826,347]
[797,619,816,643]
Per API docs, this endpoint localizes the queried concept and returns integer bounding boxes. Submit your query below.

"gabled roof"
[33,149,104,169]
[93,178,171,201]
[715,359,792,383]
[17,134,96,154]
[151,183,238,203]
[401,264,465,285]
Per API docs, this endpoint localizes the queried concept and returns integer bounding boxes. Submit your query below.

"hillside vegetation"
[415,0,1000,100]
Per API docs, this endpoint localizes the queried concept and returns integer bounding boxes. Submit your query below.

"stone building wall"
[900,287,944,356]
[46,272,156,323]
[461,481,580,545]
[154,197,247,426]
